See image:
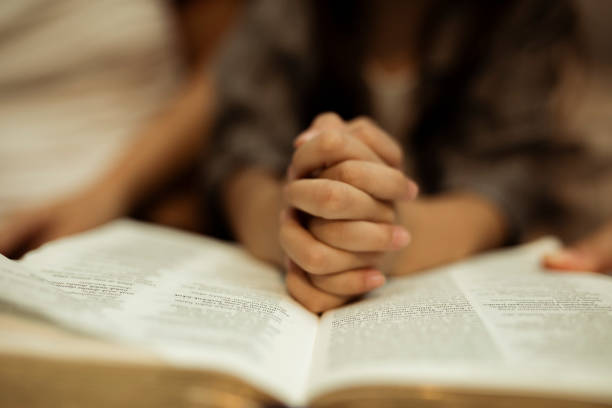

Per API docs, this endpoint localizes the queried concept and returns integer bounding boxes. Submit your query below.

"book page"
[307,240,612,404]
[1,220,318,406]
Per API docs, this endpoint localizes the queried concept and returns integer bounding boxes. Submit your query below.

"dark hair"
[302,0,576,192]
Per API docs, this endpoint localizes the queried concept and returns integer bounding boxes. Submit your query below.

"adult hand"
[0,185,126,259]
[543,221,612,274]
[281,113,418,313]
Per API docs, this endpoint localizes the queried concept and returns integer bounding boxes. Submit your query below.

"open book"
[1,220,611,407]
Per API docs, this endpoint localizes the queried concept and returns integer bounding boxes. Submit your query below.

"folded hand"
[281,113,418,313]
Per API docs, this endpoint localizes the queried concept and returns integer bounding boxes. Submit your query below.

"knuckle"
[302,246,326,274]
[350,117,379,140]
[313,112,342,128]
[337,161,361,186]
[316,183,346,213]
[348,124,367,140]
[353,116,375,129]
[304,296,328,314]
[318,130,344,154]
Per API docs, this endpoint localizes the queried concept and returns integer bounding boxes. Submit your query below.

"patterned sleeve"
[438,1,577,241]
[201,0,311,235]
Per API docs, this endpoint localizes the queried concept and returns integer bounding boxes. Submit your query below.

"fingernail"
[365,270,386,289]
[294,129,320,148]
[403,181,419,200]
[391,226,411,248]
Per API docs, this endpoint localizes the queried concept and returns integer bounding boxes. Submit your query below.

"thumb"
[543,224,612,273]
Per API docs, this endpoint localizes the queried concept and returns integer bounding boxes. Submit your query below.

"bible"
[1,220,611,407]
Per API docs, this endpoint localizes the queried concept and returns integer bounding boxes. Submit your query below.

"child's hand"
[281,113,418,313]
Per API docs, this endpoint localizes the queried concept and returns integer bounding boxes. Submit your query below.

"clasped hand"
[280,113,418,313]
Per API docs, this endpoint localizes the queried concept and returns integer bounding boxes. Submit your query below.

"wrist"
[224,168,284,265]
[389,192,507,275]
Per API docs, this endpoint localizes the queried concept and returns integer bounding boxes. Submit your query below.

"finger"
[285,179,395,222]
[285,261,349,313]
[543,224,612,273]
[279,210,378,275]
[291,130,383,180]
[0,214,45,257]
[346,117,404,169]
[309,218,410,252]
[309,268,385,296]
[319,160,418,201]
[542,250,601,273]
[311,112,345,130]
[294,112,345,147]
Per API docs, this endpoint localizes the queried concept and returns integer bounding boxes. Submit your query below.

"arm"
[387,192,507,275]
[282,115,505,312]
[207,6,399,314]
[66,0,244,216]
[427,1,578,241]
[95,69,214,213]
[203,0,311,248]
[0,1,244,258]
[280,114,415,313]
[0,69,214,258]
[223,167,285,265]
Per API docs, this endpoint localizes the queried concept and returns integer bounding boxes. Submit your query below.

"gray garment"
[204,0,576,241]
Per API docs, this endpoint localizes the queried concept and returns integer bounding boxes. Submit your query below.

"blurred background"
[0,0,241,258]
[559,0,612,242]
[0,0,611,258]
[573,0,612,150]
